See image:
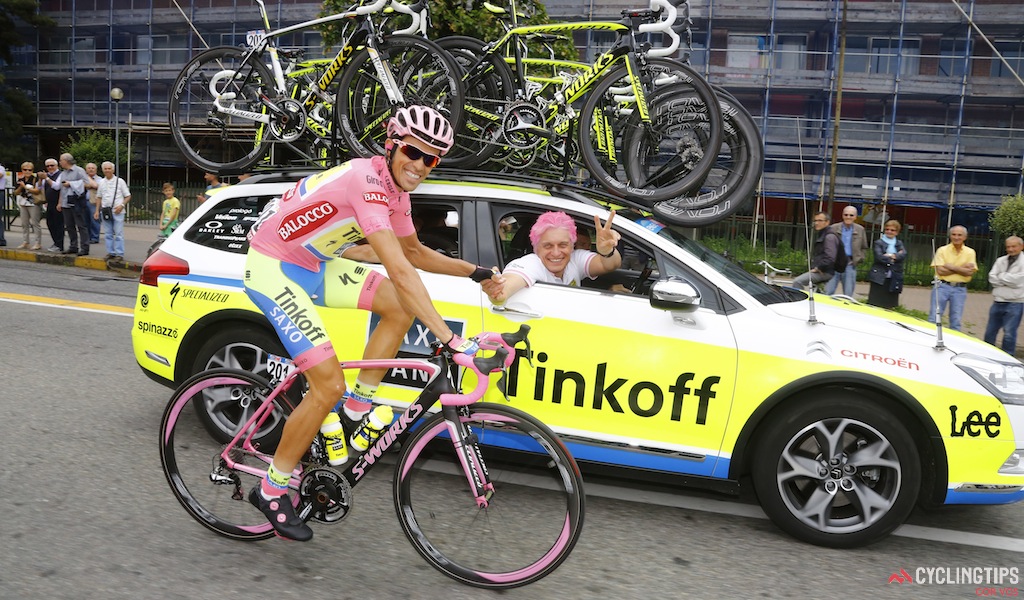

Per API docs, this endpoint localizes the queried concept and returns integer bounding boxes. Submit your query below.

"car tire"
[751,392,921,548]
[190,325,299,444]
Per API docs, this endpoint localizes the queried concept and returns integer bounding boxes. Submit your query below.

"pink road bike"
[158,325,584,589]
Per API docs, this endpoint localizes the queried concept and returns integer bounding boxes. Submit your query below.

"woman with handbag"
[13,161,43,250]
[867,219,908,309]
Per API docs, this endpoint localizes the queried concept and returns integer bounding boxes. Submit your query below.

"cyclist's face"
[391,136,439,192]
[535,228,574,277]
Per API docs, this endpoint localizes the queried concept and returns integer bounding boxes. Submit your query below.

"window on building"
[842,36,869,74]
[727,34,768,69]
[870,38,920,75]
[142,34,190,65]
[991,41,1024,79]
[938,39,969,78]
[774,35,807,70]
[137,35,153,65]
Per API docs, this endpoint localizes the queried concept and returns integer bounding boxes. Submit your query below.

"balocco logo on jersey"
[277,201,335,241]
[363,192,388,206]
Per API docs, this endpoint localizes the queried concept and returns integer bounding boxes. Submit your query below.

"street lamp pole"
[110,87,124,176]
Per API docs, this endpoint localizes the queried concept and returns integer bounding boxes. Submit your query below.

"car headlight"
[952,353,1024,405]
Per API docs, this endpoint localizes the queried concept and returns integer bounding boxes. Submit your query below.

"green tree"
[60,129,122,172]
[989,193,1024,239]
[0,0,53,165]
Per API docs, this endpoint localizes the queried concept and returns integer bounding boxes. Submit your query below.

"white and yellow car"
[132,171,1024,548]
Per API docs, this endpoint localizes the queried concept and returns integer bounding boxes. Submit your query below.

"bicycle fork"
[444,408,495,508]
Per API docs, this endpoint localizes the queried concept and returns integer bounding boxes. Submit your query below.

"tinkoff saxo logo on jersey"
[269,285,328,346]
[277,200,336,241]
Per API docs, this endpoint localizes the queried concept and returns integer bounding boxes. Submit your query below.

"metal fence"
[1,182,206,229]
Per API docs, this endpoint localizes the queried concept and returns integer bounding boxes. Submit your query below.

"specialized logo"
[277,200,336,241]
[363,192,389,206]
[270,286,328,345]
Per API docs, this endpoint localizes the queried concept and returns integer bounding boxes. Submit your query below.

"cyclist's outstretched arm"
[367,228,458,343]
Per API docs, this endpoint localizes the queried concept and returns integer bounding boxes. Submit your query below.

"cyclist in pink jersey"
[243,106,500,541]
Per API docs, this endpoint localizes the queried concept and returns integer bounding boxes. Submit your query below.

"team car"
[132,170,1024,548]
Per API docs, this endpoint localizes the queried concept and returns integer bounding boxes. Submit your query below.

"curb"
[0,247,143,273]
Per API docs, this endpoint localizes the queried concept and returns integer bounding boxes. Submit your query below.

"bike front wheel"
[159,368,298,541]
[393,403,585,589]
[169,46,275,173]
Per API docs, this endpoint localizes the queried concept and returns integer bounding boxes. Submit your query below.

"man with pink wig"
[483,210,621,304]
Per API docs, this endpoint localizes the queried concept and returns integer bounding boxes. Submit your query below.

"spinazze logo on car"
[277,201,335,241]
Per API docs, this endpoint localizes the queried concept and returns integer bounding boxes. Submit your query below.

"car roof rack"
[429,168,656,215]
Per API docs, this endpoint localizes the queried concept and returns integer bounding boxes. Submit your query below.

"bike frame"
[211,0,405,142]
[192,348,508,515]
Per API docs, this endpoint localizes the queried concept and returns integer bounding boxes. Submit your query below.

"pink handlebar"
[439,325,530,406]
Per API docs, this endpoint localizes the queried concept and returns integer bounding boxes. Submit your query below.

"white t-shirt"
[96,176,130,208]
[504,250,597,287]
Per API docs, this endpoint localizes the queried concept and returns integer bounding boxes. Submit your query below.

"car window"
[411,201,461,258]
[492,207,659,298]
[183,194,276,254]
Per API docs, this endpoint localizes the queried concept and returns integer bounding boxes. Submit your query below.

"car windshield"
[618,211,803,305]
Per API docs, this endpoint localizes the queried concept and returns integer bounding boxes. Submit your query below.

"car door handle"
[491,304,543,319]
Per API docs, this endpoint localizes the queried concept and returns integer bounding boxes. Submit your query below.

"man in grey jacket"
[984,236,1024,355]
[41,153,91,256]
[824,205,868,296]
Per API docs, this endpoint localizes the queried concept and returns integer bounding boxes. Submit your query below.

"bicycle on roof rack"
[168,0,464,174]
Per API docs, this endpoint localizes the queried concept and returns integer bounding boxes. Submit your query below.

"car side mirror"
[649,277,701,312]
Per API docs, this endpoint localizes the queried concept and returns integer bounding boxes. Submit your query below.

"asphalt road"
[1,260,1023,599]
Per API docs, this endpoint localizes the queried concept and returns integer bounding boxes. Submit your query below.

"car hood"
[766,294,1012,362]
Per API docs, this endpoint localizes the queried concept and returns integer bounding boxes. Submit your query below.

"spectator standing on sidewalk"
[792,211,841,291]
[84,162,102,244]
[40,158,63,252]
[929,225,978,331]
[13,162,43,250]
[824,205,867,296]
[196,172,228,204]
[94,161,131,260]
[984,236,1024,355]
[159,182,180,238]
[40,153,91,256]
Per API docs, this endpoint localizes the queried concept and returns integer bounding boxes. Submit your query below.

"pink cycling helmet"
[387,105,455,156]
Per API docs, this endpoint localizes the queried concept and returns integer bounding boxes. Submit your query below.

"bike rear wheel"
[169,46,275,173]
[336,35,465,158]
[393,403,585,589]
[159,368,298,541]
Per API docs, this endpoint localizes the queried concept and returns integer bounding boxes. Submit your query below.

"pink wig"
[529,211,577,249]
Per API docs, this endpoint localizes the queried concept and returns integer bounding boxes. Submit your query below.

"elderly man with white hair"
[93,161,131,260]
[40,153,90,256]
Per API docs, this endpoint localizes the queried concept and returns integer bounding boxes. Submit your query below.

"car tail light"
[140,250,190,287]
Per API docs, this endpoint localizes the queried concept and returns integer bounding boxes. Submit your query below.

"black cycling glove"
[469,266,497,283]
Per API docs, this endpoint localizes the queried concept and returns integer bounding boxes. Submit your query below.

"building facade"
[7,0,1024,232]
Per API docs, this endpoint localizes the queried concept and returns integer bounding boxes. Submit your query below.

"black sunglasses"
[393,140,441,168]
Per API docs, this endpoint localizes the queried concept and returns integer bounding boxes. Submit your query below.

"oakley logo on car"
[506,351,720,424]
[277,201,335,241]
[949,405,1000,438]
[270,286,327,344]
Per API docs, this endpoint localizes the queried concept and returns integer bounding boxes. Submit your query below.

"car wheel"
[190,325,299,445]
[751,393,921,548]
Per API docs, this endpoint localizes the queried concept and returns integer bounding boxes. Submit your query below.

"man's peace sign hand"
[594,210,620,257]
